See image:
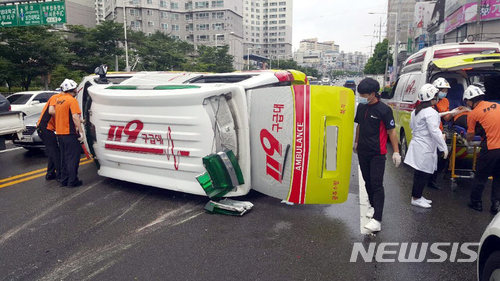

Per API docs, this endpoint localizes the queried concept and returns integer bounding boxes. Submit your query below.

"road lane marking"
[0,158,94,189]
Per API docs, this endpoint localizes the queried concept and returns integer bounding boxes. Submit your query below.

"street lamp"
[369,10,399,85]
[247,47,253,70]
[123,0,130,71]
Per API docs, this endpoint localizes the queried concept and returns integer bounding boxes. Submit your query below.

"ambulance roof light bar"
[274,71,294,83]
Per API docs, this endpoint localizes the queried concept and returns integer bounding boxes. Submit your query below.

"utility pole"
[392,0,401,84]
[476,0,481,41]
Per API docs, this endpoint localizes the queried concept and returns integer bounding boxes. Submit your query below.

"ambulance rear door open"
[248,85,355,204]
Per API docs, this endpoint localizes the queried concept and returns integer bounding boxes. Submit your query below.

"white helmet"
[432,77,451,89]
[463,85,485,101]
[60,79,78,92]
[418,84,439,102]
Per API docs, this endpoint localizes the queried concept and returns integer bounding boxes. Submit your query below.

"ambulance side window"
[394,75,410,102]
[402,74,419,102]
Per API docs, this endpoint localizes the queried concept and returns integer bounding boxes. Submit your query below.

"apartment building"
[104,0,244,69]
[387,0,415,49]
[299,38,337,52]
[242,0,293,61]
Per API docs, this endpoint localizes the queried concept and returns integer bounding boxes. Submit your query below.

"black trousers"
[37,127,60,179]
[358,153,386,222]
[412,169,433,198]
[58,135,81,185]
[429,150,447,184]
[471,148,500,203]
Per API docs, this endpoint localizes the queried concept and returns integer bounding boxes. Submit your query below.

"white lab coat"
[404,107,448,174]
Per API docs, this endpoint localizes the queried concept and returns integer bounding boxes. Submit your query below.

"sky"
[292,0,390,54]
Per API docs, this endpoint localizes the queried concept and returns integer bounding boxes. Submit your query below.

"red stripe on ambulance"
[289,85,311,204]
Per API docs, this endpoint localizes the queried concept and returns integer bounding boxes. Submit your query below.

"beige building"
[103,0,245,69]
[299,38,337,52]
[242,0,293,61]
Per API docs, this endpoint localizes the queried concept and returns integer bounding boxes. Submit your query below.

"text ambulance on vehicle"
[77,69,356,204]
[381,41,500,160]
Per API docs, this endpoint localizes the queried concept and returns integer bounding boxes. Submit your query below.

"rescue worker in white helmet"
[49,79,84,187]
[464,85,500,213]
[404,84,448,208]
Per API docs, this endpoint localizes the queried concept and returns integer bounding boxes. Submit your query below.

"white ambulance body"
[78,70,355,204]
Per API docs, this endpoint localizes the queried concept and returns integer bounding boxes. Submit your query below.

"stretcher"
[447,125,482,191]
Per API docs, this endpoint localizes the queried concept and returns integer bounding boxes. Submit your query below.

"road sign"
[0,1,66,28]
[0,5,18,27]
[18,3,42,26]
[41,1,66,25]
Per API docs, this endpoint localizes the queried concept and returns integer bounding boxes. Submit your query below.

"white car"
[6,91,58,117]
[478,213,500,280]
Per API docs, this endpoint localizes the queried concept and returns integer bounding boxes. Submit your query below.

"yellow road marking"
[0,159,94,189]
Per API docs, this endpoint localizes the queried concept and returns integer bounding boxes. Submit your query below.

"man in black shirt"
[354,78,401,232]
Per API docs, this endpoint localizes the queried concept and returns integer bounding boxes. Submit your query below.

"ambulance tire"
[481,250,500,281]
[400,132,408,163]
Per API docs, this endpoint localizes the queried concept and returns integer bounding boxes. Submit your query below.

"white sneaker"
[421,196,432,204]
[364,218,381,232]
[366,207,375,218]
[411,197,432,208]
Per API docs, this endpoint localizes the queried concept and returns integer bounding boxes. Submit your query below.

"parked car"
[0,94,25,150]
[343,80,357,93]
[12,113,43,150]
[6,91,58,117]
[0,95,10,112]
[478,212,500,281]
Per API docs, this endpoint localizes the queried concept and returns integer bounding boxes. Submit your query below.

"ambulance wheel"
[400,133,408,162]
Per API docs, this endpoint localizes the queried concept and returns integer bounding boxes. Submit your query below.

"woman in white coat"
[404,84,449,208]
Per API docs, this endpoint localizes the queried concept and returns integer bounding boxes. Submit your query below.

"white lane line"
[0,147,23,153]
[358,165,371,235]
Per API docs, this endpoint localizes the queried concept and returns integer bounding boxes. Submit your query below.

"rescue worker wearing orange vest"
[49,79,84,187]
[37,92,62,181]
[464,85,500,213]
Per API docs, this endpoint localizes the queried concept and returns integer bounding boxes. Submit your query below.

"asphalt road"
[0,139,495,280]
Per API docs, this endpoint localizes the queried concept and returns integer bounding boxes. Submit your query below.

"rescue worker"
[404,84,448,208]
[49,79,84,187]
[37,92,62,181]
[354,77,401,232]
[464,85,500,213]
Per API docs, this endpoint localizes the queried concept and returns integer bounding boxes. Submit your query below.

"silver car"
[13,114,44,150]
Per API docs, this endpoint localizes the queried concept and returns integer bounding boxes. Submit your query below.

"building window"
[147,10,153,15]
[160,0,167,7]
[161,23,168,30]
[172,24,179,31]
[279,1,286,5]
[211,0,223,8]
[196,23,209,30]
[279,20,285,24]
[161,11,168,18]
[279,8,286,12]
[148,21,154,27]
[171,13,179,20]
[279,13,285,18]
[196,12,209,19]
[195,1,209,8]
[130,9,140,16]
[186,24,193,31]
[270,8,277,12]
[185,14,193,20]
[171,35,180,40]
[197,34,209,41]
[212,22,223,30]
[185,2,193,10]
[212,12,224,19]
[171,2,179,9]
[269,2,277,6]
[147,0,153,4]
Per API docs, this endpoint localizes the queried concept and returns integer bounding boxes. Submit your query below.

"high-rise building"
[387,0,415,49]
[103,0,244,69]
[242,0,293,61]
[299,38,337,52]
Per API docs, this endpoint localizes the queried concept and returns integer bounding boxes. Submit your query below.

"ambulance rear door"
[248,85,355,204]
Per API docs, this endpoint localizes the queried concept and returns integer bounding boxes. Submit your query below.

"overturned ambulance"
[77,69,355,204]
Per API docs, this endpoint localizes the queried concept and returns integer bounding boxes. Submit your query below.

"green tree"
[66,21,124,74]
[364,39,392,74]
[0,26,68,90]
[184,45,234,73]
[130,31,193,71]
